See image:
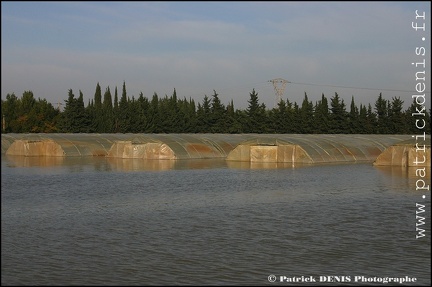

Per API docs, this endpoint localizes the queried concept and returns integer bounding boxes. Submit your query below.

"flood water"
[1,156,430,285]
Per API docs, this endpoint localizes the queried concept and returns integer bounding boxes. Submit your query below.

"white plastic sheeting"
[1,134,418,165]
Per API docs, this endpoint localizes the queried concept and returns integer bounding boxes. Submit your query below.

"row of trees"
[1,82,430,134]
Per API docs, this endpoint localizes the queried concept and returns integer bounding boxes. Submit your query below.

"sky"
[1,1,431,110]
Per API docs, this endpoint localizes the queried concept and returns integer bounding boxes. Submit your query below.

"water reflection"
[375,165,431,179]
[374,165,431,195]
[4,155,431,178]
[107,157,229,171]
[3,154,430,286]
[3,155,229,172]
[3,155,341,172]
[4,155,65,167]
[227,161,296,169]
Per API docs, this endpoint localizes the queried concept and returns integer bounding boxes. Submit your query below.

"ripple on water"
[1,161,430,285]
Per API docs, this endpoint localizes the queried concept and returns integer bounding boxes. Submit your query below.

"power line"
[288,81,431,94]
[121,79,430,106]
[199,79,431,99]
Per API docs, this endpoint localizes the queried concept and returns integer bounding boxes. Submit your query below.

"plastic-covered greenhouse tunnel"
[2,133,430,166]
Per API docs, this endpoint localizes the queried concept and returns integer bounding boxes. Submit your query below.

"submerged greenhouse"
[2,133,429,166]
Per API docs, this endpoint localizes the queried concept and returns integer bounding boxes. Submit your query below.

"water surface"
[1,156,430,285]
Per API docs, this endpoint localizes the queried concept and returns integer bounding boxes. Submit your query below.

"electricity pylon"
[55,102,63,111]
[268,78,290,106]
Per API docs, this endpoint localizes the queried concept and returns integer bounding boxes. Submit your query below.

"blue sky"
[1,1,430,110]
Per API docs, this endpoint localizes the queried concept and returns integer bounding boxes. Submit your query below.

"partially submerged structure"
[225,134,406,164]
[3,133,428,166]
[373,138,430,167]
[4,134,129,157]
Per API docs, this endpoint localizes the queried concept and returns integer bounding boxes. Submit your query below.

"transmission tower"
[55,102,63,111]
[268,78,290,106]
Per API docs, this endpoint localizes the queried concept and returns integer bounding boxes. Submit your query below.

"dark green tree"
[113,87,120,132]
[299,92,314,133]
[225,99,242,133]
[245,89,266,133]
[209,90,226,133]
[2,92,60,133]
[1,93,19,133]
[118,81,131,133]
[147,92,160,133]
[92,82,103,132]
[101,87,114,133]
[270,99,287,133]
[329,92,348,133]
[30,98,60,133]
[291,102,301,133]
[177,97,197,133]
[284,99,296,133]
[314,94,330,133]
[406,98,430,134]
[60,89,90,132]
[196,95,211,133]
[17,91,37,132]
[348,96,360,133]
[367,103,378,133]
[389,97,406,134]
[375,93,390,134]
[166,88,183,132]
[128,96,141,133]
[136,92,150,132]
[358,104,369,134]
[158,95,172,133]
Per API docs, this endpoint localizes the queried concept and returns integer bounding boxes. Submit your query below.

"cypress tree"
[86,99,95,132]
[102,87,114,133]
[226,99,242,133]
[246,89,265,133]
[375,93,389,134]
[128,96,140,133]
[284,99,295,133]
[196,95,211,133]
[209,90,226,133]
[158,95,171,133]
[77,90,91,132]
[348,96,360,133]
[358,104,368,134]
[5,80,424,135]
[168,88,183,132]
[137,92,150,133]
[118,81,130,133]
[367,103,377,133]
[314,94,330,133]
[299,92,314,133]
[405,98,428,134]
[59,89,76,132]
[93,82,103,132]
[146,92,160,133]
[291,102,301,133]
[389,97,406,134]
[329,92,348,133]
[186,97,198,133]
[271,99,288,133]
[60,89,90,132]
[113,87,119,133]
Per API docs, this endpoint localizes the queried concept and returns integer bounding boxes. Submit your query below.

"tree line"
[1,81,430,134]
